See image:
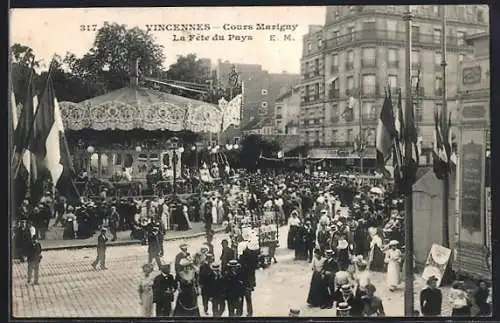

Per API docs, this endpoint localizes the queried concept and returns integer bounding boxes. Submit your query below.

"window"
[458,54,464,62]
[388,75,398,90]
[313,83,320,100]
[477,8,484,23]
[261,89,268,95]
[347,76,354,94]
[435,52,442,67]
[411,75,419,89]
[457,6,465,19]
[332,54,339,67]
[307,42,312,52]
[411,50,420,67]
[362,48,376,67]
[387,21,397,39]
[433,5,439,16]
[362,74,377,95]
[347,50,354,63]
[411,25,420,42]
[331,130,338,143]
[362,101,375,119]
[347,26,354,41]
[332,30,340,38]
[433,28,441,44]
[346,129,353,142]
[434,76,442,94]
[388,48,398,67]
[457,31,466,46]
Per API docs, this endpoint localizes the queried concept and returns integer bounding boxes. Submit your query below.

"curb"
[42,227,226,251]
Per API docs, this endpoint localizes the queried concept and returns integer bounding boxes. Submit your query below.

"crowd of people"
[12,167,491,317]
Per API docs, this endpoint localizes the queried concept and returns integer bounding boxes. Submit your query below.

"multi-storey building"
[299,5,489,164]
[216,60,299,144]
[274,85,301,135]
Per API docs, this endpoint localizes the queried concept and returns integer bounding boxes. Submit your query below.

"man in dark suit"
[220,239,235,274]
[303,220,316,262]
[91,228,108,270]
[224,260,244,317]
[27,236,42,285]
[207,262,226,317]
[420,276,442,316]
[152,264,177,317]
[239,243,259,317]
[147,225,163,269]
[109,206,120,241]
[198,252,214,315]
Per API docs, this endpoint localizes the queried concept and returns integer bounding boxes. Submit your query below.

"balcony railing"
[388,60,399,68]
[361,113,377,121]
[361,84,380,96]
[361,59,377,68]
[324,29,467,51]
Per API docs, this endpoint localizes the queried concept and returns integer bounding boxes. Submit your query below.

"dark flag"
[433,110,449,180]
[31,74,80,203]
[12,71,40,207]
[376,87,396,174]
[393,89,404,192]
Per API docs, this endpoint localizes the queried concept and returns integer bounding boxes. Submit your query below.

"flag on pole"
[393,89,404,190]
[221,94,242,132]
[12,72,40,206]
[376,88,396,173]
[404,82,420,189]
[31,74,80,203]
[433,110,449,180]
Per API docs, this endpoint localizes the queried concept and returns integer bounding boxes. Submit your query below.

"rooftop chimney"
[130,58,139,87]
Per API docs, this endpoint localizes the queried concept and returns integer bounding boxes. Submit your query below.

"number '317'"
[80,25,98,32]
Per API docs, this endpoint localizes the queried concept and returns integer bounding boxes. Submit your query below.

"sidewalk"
[41,222,224,251]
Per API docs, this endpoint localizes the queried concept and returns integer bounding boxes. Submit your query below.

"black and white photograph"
[9,5,491,318]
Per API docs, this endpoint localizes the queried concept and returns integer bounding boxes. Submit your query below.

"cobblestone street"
[12,227,452,317]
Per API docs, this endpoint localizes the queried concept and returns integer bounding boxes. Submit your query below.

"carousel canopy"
[59,86,222,133]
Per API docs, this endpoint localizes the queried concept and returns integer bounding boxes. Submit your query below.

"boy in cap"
[27,236,42,285]
[92,228,108,270]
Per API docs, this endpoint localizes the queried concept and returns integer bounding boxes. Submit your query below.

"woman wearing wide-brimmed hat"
[138,263,155,317]
[384,240,402,291]
[173,258,200,317]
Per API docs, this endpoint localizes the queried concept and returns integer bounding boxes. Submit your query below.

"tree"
[10,43,40,104]
[239,135,281,170]
[166,54,209,84]
[67,22,165,93]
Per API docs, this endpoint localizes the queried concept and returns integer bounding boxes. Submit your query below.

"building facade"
[274,85,301,134]
[299,5,489,161]
[216,60,299,144]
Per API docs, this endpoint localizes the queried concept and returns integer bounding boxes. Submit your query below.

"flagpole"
[358,72,364,174]
[403,5,415,316]
[440,5,450,248]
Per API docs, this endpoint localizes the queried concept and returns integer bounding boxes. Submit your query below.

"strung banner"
[421,244,452,287]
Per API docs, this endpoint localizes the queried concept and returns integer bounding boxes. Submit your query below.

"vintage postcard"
[9,6,491,318]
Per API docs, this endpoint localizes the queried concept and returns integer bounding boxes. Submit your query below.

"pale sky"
[10,7,326,74]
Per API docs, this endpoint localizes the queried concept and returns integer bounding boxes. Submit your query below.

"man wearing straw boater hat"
[207,262,226,317]
[224,259,244,317]
[174,243,190,275]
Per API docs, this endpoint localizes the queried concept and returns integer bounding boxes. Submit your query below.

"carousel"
[58,64,226,198]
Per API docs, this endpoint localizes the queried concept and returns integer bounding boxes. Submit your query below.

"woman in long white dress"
[138,263,155,317]
[384,240,402,291]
